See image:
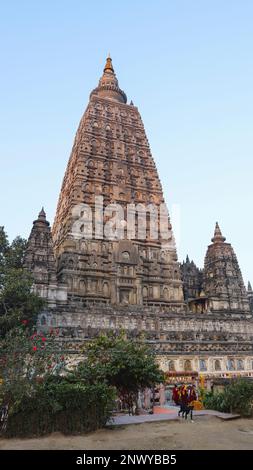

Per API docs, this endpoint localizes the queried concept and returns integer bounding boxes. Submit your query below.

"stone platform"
[107,408,240,426]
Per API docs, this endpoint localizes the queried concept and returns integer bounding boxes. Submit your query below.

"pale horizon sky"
[0,1,252,286]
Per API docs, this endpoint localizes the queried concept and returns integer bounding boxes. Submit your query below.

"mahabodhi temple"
[24,56,253,386]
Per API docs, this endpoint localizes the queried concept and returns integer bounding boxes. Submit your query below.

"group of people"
[172,384,197,421]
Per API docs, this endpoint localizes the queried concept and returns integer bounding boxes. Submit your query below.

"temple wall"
[158,354,253,378]
[39,308,253,335]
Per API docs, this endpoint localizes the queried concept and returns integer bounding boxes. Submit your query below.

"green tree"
[75,333,164,414]
[0,227,9,286]
[5,236,27,269]
[0,227,44,338]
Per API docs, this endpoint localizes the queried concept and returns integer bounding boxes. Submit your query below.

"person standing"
[178,384,188,417]
[172,385,179,405]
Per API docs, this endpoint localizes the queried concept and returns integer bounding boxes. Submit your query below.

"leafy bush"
[225,379,253,416]
[75,332,164,414]
[5,377,115,437]
[203,379,253,416]
[203,391,229,413]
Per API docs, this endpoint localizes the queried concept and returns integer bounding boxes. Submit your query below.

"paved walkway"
[107,409,240,426]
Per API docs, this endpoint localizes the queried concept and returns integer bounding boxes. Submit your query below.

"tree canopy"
[75,332,164,413]
[0,227,44,338]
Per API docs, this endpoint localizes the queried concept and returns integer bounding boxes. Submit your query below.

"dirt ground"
[1,416,253,450]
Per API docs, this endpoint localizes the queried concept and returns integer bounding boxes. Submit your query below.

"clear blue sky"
[0,1,252,285]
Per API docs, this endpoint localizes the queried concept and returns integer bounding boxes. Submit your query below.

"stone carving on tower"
[52,56,184,310]
[203,222,250,314]
[180,256,208,314]
[181,255,203,301]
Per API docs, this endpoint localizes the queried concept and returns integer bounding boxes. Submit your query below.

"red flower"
[33,346,37,351]
[22,320,28,325]
[61,356,65,361]
[42,337,46,342]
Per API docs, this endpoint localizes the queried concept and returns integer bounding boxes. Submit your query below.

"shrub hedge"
[5,378,115,437]
[203,378,253,417]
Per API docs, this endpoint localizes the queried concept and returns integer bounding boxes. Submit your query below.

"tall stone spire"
[203,224,250,314]
[52,57,184,309]
[90,55,127,104]
[248,282,253,313]
[24,209,67,306]
[212,222,226,243]
[24,208,56,281]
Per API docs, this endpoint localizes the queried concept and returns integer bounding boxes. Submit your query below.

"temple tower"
[24,208,67,306]
[203,222,250,314]
[181,255,203,301]
[181,256,208,314]
[52,56,184,310]
[248,282,253,313]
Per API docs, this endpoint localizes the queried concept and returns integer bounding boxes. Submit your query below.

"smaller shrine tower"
[203,222,250,314]
[24,208,67,307]
[248,282,253,313]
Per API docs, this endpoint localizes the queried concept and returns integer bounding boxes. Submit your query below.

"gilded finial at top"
[104,55,114,74]
[211,222,226,243]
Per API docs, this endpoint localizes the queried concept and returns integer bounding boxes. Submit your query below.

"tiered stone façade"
[24,208,67,307]
[25,56,253,380]
[203,223,250,314]
[52,56,184,310]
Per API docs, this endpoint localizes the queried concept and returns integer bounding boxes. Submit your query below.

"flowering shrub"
[0,322,117,437]
[0,320,66,408]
